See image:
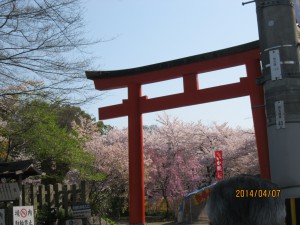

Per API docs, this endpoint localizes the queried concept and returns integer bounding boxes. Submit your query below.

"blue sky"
[81,1,259,129]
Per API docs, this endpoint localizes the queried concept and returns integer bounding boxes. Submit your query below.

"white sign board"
[275,100,286,129]
[0,183,20,201]
[269,49,282,80]
[72,210,91,218]
[0,209,4,225]
[13,206,34,225]
[71,203,91,218]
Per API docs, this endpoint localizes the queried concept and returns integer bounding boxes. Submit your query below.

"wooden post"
[22,185,30,206]
[71,184,78,204]
[30,184,38,210]
[18,175,22,206]
[38,185,46,209]
[80,181,88,225]
[46,184,54,208]
[54,183,62,216]
[63,184,69,217]
[80,181,87,203]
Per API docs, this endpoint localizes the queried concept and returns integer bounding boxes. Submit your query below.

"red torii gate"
[86,40,270,225]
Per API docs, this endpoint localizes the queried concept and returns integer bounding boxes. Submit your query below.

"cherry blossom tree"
[144,114,259,216]
[69,118,129,217]
[144,114,207,216]
[68,113,259,217]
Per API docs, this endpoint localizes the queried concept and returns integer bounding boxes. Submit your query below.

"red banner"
[215,150,224,180]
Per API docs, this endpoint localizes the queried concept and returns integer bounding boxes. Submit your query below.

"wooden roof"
[0,160,42,179]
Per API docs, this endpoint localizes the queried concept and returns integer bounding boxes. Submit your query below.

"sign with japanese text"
[0,183,20,201]
[0,209,4,225]
[71,203,91,218]
[215,150,224,180]
[71,203,91,211]
[13,206,34,225]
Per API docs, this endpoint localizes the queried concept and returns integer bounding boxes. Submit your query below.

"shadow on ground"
[117,218,209,225]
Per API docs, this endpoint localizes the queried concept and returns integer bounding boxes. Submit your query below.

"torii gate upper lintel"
[86,40,270,225]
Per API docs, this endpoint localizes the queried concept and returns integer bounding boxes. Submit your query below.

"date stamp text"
[235,189,281,198]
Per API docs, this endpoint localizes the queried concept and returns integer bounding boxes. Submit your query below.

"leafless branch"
[0,0,105,104]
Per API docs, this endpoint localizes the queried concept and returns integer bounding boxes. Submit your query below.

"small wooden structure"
[0,160,42,205]
[0,160,41,180]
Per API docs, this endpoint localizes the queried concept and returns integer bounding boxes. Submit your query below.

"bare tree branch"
[0,0,103,104]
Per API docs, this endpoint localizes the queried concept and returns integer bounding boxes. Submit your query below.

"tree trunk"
[162,194,170,218]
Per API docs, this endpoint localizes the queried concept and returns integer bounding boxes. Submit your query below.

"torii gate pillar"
[128,83,145,224]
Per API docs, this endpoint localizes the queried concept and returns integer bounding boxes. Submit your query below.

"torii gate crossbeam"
[86,40,270,225]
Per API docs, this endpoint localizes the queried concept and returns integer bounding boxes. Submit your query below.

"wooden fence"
[2,181,91,225]
[20,181,88,212]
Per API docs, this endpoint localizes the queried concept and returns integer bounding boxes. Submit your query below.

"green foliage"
[54,104,93,131]
[36,206,72,224]
[96,121,113,135]
[89,184,128,219]
[36,206,57,224]
[102,217,117,225]
[0,94,103,184]
[36,207,48,224]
